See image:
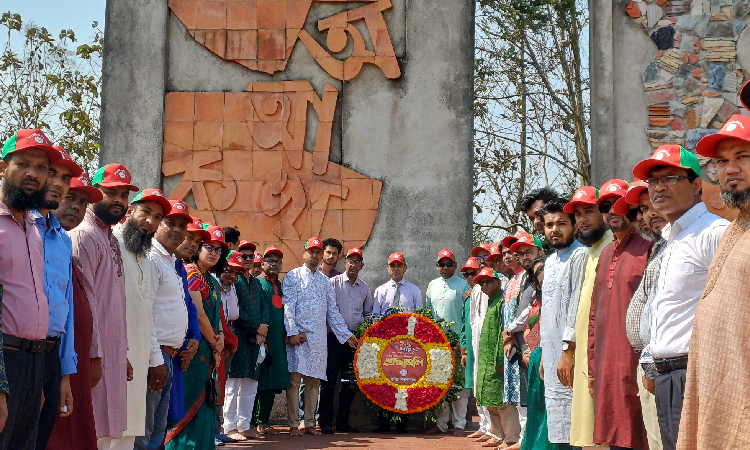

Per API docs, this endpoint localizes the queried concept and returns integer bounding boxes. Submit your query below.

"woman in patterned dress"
[165,227,228,450]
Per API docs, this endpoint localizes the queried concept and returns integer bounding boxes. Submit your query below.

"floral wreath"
[354,313,455,414]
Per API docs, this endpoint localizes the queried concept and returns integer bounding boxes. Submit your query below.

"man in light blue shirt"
[372,252,422,315]
[425,248,471,436]
[33,146,81,449]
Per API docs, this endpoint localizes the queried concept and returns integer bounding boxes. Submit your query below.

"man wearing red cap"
[251,246,290,436]
[281,237,357,436]
[108,189,170,449]
[29,146,82,449]
[372,252,423,315]
[131,200,198,449]
[459,257,479,427]
[0,129,61,449]
[676,114,750,450]
[586,180,652,450]
[46,173,103,450]
[632,145,729,450]
[236,241,256,273]
[251,253,264,278]
[68,163,138,447]
[319,247,373,434]
[425,249,471,436]
[562,185,613,449]
[537,197,587,446]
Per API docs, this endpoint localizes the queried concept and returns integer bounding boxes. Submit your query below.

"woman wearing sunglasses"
[166,226,228,449]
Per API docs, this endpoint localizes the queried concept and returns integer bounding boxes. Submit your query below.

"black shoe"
[373,426,391,433]
[321,426,334,434]
[336,424,360,433]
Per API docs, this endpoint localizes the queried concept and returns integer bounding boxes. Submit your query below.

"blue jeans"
[134,350,173,450]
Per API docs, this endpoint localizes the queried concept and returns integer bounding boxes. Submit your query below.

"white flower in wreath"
[425,348,453,384]
[407,316,418,336]
[356,342,381,379]
[395,389,408,411]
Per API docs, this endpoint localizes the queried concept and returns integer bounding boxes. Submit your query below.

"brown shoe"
[453,428,465,436]
[425,426,443,434]
[289,428,304,436]
[305,426,322,435]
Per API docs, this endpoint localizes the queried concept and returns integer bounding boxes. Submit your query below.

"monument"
[98,0,474,287]
[590,0,749,220]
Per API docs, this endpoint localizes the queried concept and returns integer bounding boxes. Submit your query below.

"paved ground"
[224,429,485,449]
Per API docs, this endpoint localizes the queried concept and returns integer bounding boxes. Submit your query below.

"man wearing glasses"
[631,145,728,450]
[425,249,471,436]
[319,248,373,434]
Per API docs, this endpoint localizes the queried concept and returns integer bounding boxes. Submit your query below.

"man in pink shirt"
[68,163,139,448]
[0,129,62,450]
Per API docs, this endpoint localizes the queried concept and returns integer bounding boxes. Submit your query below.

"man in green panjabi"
[251,246,290,435]
[475,267,521,448]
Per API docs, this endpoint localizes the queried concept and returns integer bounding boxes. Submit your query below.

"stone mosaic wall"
[627,0,747,151]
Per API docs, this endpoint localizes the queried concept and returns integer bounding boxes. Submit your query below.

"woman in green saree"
[166,227,228,450]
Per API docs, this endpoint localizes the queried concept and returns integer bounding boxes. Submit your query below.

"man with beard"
[587,179,652,450]
[282,237,357,436]
[108,188,170,449]
[631,145,728,450]
[68,163,139,448]
[0,129,61,450]
[676,116,750,449]
[136,200,199,449]
[319,238,343,277]
[615,180,668,450]
[46,173,105,450]
[539,197,587,448]
[561,185,612,450]
[31,146,82,450]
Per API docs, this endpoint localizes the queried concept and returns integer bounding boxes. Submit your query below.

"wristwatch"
[562,342,570,351]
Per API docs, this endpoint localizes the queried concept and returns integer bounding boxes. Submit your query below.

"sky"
[0,0,106,43]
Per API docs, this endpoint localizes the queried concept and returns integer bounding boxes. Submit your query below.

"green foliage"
[0,12,102,173]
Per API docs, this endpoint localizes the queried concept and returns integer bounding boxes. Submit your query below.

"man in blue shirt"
[32,146,82,450]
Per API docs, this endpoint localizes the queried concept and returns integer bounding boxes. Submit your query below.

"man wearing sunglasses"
[425,249,471,436]
[562,185,613,449]
[631,145,729,450]
[587,179,653,450]
[458,257,479,430]
[319,248,373,435]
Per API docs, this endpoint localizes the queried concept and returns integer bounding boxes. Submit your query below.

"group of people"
[459,113,750,450]
[1,109,749,450]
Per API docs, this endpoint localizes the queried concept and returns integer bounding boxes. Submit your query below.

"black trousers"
[318,333,357,428]
[654,368,686,450]
[35,350,62,450]
[0,347,44,450]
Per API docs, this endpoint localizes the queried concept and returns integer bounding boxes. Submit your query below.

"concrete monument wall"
[100,0,475,293]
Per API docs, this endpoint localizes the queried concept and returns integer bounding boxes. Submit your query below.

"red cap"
[264,245,284,258]
[50,146,83,177]
[238,240,257,252]
[186,216,211,241]
[470,243,491,257]
[304,236,324,251]
[473,266,499,284]
[696,115,750,158]
[132,188,172,216]
[92,164,139,191]
[460,257,480,272]
[501,231,525,249]
[510,232,542,253]
[613,180,648,216]
[1,129,60,163]
[597,179,629,203]
[388,252,405,264]
[346,247,363,259]
[437,248,455,262]
[226,251,246,272]
[486,242,503,262]
[69,173,103,203]
[206,225,228,248]
[632,145,702,180]
[564,186,599,213]
[253,253,264,263]
[165,199,193,222]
